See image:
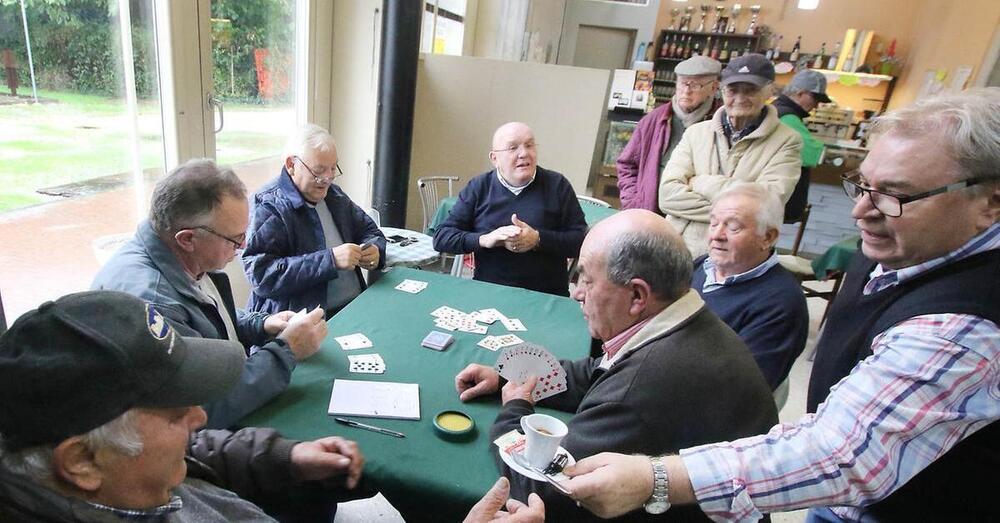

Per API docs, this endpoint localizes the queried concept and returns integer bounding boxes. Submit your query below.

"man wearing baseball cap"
[0,291,365,521]
[772,69,831,222]
[659,53,802,257]
[617,55,721,214]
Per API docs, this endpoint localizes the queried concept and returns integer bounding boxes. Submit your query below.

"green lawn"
[0,90,291,213]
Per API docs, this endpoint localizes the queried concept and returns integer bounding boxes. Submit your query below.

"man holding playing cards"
[433,122,587,297]
[455,209,777,520]
[243,123,386,318]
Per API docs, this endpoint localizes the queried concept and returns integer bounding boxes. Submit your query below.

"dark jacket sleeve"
[202,342,296,430]
[187,427,299,499]
[535,178,587,258]
[235,309,270,348]
[340,196,387,270]
[433,179,484,254]
[242,200,339,299]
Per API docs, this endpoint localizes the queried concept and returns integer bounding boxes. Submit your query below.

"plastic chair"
[417,176,459,233]
[576,195,611,208]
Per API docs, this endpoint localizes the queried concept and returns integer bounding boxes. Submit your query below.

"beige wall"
[405,54,609,230]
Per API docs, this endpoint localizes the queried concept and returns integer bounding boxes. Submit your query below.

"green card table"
[242,268,591,521]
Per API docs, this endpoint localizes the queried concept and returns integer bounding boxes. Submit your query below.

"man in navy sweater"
[433,122,587,296]
[690,183,808,392]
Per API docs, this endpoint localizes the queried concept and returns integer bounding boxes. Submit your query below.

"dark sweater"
[691,255,808,390]
[808,249,1000,521]
[432,167,587,296]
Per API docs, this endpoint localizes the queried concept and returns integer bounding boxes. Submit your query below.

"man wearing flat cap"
[772,69,831,222]
[659,53,802,257]
[0,291,365,521]
[617,56,721,214]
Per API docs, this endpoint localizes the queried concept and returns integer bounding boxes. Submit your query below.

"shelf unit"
[652,29,764,102]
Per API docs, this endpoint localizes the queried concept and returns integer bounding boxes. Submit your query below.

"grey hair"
[149,159,246,233]
[0,410,143,482]
[714,183,784,237]
[283,123,337,159]
[871,88,1000,197]
[605,230,692,303]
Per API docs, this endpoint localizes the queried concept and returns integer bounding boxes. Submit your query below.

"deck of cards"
[494,343,567,401]
[395,279,428,294]
[421,331,455,351]
[348,354,385,374]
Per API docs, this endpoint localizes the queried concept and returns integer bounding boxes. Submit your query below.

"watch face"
[644,500,670,514]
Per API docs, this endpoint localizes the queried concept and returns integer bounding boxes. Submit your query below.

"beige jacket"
[658,105,802,256]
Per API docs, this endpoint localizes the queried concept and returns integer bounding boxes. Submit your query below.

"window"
[420,0,465,56]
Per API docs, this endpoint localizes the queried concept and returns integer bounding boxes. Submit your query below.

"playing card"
[348,354,385,374]
[477,336,504,351]
[494,343,565,401]
[495,334,524,348]
[395,279,428,294]
[431,306,464,319]
[501,317,526,332]
[471,308,504,324]
[335,333,373,351]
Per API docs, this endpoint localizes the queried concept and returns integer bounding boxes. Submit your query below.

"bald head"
[492,122,533,150]
[489,122,538,187]
[583,210,692,303]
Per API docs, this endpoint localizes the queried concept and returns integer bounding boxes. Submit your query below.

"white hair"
[713,183,784,237]
[283,123,337,159]
[871,88,1000,197]
[0,410,143,482]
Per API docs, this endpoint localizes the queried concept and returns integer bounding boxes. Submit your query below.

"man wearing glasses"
[554,90,1000,523]
[616,55,721,214]
[659,53,802,257]
[433,122,587,296]
[93,159,329,430]
[242,124,386,318]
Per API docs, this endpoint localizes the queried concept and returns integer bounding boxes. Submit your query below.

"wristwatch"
[643,456,670,514]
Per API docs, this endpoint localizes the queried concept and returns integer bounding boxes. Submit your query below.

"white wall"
[405,54,609,230]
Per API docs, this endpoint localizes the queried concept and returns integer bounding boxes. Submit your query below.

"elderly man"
[562,90,1000,522]
[455,209,777,521]
[0,291,364,521]
[617,56,721,213]
[242,124,386,317]
[93,159,327,430]
[772,69,830,221]
[693,184,808,391]
[659,53,802,257]
[433,122,587,297]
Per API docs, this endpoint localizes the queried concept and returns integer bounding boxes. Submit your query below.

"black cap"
[721,54,775,87]
[0,291,245,451]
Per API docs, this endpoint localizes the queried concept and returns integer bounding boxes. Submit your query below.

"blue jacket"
[91,220,297,429]
[242,168,386,315]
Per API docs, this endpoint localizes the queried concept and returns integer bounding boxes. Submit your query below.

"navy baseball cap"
[721,54,775,87]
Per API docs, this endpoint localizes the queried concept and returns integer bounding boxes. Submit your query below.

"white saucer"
[500,446,576,483]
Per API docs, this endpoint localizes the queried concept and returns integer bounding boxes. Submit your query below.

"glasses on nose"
[722,84,761,97]
[490,142,537,154]
[295,156,343,186]
[195,226,245,249]
[677,79,713,91]
[841,171,989,218]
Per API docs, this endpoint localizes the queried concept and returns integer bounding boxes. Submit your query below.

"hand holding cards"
[494,343,567,402]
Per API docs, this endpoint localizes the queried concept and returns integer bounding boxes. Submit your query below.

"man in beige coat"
[659,54,802,256]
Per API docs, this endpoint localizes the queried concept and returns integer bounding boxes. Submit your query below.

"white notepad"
[327,379,421,420]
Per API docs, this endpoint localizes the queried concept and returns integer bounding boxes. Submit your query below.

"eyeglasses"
[722,83,762,96]
[294,156,343,186]
[194,226,245,248]
[490,142,537,154]
[841,171,989,218]
[677,79,714,91]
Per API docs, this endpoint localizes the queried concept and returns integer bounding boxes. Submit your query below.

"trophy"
[696,4,710,32]
[668,8,680,30]
[713,4,727,33]
[682,6,695,31]
[746,5,761,35]
[727,4,742,33]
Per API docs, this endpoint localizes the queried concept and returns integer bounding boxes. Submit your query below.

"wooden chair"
[777,204,843,327]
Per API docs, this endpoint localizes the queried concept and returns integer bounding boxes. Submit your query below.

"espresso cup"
[519,413,568,469]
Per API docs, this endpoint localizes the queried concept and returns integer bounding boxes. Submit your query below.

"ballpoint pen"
[334,417,406,438]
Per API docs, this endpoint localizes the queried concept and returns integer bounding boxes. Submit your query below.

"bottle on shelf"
[710,38,721,60]
[660,35,671,58]
[719,40,729,61]
[788,35,801,62]
[674,35,687,59]
[667,35,678,58]
[691,40,702,58]
[741,41,752,58]
[645,41,655,62]
[771,35,784,62]
[827,41,841,70]
[763,35,774,60]
[812,42,826,68]
[703,37,712,57]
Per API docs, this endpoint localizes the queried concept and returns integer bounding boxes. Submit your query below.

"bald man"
[433,122,587,296]
[454,210,776,521]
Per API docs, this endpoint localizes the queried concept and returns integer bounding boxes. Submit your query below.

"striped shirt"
[680,221,1000,522]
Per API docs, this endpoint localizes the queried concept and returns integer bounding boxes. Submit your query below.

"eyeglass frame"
[841,171,989,218]
[721,83,763,97]
[676,78,715,91]
[490,142,538,154]
[193,225,245,248]
[294,155,343,186]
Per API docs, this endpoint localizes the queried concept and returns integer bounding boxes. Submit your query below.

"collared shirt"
[597,289,704,370]
[87,495,184,519]
[700,251,779,294]
[496,168,536,195]
[722,108,767,144]
[600,315,655,361]
[680,221,1000,522]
